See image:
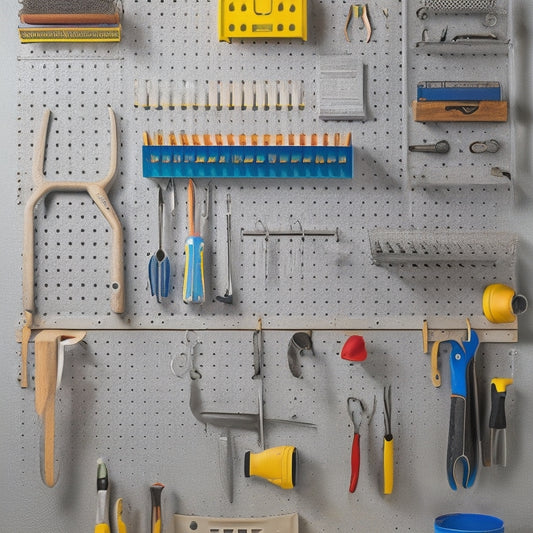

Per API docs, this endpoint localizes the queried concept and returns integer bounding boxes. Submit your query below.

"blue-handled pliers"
[149,187,171,302]
[446,328,480,490]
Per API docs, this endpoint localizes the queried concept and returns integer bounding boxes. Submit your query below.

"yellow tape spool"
[482,283,528,323]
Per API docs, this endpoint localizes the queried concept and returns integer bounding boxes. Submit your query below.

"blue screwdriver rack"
[142,145,354,179]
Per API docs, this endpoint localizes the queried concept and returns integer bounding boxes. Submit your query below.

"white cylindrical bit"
[147,78,160,109]
[279,80,290,107]
[243,80,254,109]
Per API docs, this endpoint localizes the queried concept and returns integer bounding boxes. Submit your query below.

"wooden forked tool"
[21,107,124,388]
[34,330,86,487]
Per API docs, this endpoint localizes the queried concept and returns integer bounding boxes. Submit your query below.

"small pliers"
[347,397,364,492]
[344,4,372,43]
[446,328,480,490]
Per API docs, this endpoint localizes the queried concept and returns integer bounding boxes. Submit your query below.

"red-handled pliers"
[347,397,364,492]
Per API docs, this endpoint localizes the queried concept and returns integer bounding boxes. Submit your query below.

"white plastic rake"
[20,107,124,387]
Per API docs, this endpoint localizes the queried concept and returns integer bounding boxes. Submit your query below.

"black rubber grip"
[489,383,507,430]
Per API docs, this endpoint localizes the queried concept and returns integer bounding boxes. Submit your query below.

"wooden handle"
[34,330,86,486]
[20,318,32,388]
[431,341,442,388]
[41,400,56,487]
[20,13,120,25]
[412,100,508,122]
[34,332,59,415]
[88,185,125,313]
[34,331,59,487]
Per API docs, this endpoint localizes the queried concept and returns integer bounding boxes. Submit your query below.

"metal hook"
[256,219,269,241]
[201,182,210,221]
[171,330,201,380]
[293,219,305,241]
[256,220,269,282]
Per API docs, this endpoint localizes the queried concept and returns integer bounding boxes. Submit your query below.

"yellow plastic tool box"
[218,0,307,42]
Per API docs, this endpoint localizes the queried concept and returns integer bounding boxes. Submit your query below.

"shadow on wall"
[513,2,533,200]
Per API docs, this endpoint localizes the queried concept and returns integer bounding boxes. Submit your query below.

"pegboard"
[9,0,528,532]
[13,330,522,532]
[405,0,514,186]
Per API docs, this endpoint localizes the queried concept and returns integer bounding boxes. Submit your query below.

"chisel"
[183,179,205,303]
[150,483,165,533]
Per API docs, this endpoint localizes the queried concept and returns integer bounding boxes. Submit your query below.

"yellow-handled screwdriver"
[383,385,394,494]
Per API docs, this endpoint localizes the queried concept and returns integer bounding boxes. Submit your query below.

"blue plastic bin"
[435,513,504,533]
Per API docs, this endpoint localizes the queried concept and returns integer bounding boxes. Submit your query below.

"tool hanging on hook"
[347,395,375,493]
[188,321,316,448]
[149,187,171,303]
[347,397,363,493]
[446,321,480,490]
[34,330,86,487]
[216,193,233,304]
[21,107,123,389]
[383,385,394,494]
[344,4,371,43]
[183,179,206,304]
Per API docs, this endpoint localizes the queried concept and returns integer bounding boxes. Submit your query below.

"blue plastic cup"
[435,513,504,533]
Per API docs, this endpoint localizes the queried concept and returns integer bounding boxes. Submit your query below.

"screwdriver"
[150,483,165,533]
[183,179,205,303]
[383,385,394,494]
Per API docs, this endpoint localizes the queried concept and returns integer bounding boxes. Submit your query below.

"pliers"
[347,397,364,492]
[446,328,480,490]
[344,4,372,43]
[347,396,375,492]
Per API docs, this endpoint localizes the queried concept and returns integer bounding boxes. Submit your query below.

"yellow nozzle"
[483,283,528,323]
[244,445,298,489]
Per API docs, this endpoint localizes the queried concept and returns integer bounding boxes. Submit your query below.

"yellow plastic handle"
[491,377,513,393]
[383,437,394,495]
[95,523,111,533]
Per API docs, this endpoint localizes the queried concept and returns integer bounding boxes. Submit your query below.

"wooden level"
[412,100,508,122]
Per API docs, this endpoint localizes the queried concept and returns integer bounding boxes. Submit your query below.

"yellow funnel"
[244,445,298,489]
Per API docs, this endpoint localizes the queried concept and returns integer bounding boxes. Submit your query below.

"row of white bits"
[143,131,352,146]
[134,79,305,110]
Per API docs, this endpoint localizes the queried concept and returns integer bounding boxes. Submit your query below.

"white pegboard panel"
[14,330,520,532]
[15,1,518,330]
[10,0,524,532]
[404,0,514,186]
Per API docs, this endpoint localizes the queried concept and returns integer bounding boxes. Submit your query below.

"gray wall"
[2,1,533,531]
